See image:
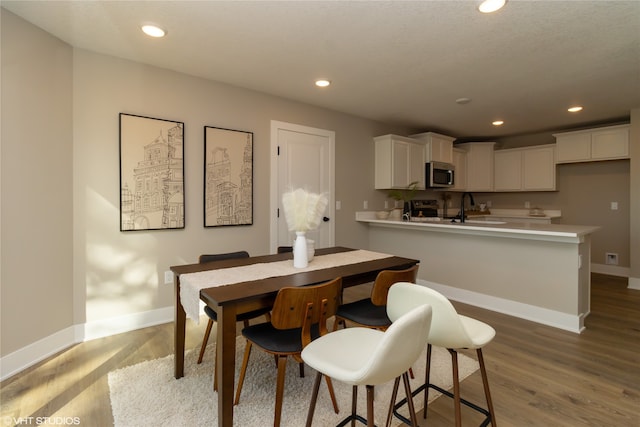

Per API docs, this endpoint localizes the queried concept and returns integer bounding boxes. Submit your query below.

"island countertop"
[356,211,599,243]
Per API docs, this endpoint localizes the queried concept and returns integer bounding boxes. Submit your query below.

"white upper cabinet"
[456,142,496,192]
[409,132,455,164]
[451,147,467,192]
[374,134,426,189]
[554,124,629,163]
[494,145,556,192]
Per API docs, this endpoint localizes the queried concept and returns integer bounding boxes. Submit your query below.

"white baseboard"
[629,277,640,290]
[0,325,81,381]
[1,306,174,381]
[82,306,174,341]
[417,279,585,334]
[591,263,630,277]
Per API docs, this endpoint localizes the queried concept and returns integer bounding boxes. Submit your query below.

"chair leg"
[300,362,305,378]
[386,377,401,427]
[402,372,418,427]
[305,372,323,427]
[332,316,341,331]
[274,355,288,427]
[366,385,375,427]
[234,341,253,405]
[423,344,432,419]
[323,375,340,414]
[477,349,497,426]
[351,385,358,427]
[197,319,214,364]
[449,349,462,427]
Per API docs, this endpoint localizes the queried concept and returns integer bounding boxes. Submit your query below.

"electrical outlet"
[524,201,530,209]
[611,202,618,210]
[384,200,389,209]
[363,200,368,210]
[336,200,341,210]
[605,253,618,265]
[486,201,492,208]
[164,270,174,285]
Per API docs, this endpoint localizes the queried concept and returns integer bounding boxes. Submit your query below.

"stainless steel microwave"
[425,161,455,188]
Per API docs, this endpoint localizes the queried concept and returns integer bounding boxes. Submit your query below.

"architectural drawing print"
[120,113,185,231]
[204,126,253,227]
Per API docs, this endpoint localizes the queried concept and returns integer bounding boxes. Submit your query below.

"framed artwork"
[204,126,253,227]
[119,113,185,231]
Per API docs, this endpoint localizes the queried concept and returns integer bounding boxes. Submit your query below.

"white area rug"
[109,336,478,427]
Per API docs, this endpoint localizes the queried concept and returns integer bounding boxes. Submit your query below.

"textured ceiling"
[3,0,639,139]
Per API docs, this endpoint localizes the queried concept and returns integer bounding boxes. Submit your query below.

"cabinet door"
[591,127,629,160]
[523,146,555,190]
[494,150,522,191]
[430,137,454,164]
[391,141,411,188]
[452,148,466,191]
[464,143,495,192]
[555,133,591,163]
[408,142,426,188]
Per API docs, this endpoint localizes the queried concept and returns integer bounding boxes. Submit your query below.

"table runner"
[180,249,391,323]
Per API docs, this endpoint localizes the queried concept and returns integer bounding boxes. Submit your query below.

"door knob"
[323,216,330,222]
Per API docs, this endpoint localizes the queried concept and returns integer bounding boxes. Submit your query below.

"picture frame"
[204,126,253,227]
[119,113,185,231]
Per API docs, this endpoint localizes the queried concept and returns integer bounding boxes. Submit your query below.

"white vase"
[293,231,308,268]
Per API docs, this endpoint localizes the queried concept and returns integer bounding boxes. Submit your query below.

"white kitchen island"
[356,212,600,333]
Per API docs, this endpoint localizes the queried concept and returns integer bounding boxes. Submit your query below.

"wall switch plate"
[384,200,389,209]
[164,271,174,285]
[363,200,368,210]
[336,200,341,210]
[605,253,618,265]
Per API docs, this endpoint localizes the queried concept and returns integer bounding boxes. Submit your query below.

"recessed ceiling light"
[456,97,472,105]
[315,79,331,88]
[478,0,507,13]
[492,120,505,126]
[141,24,166,38]
[568,106,583,113]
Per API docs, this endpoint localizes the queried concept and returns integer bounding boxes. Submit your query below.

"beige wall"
[1,10,74,355]
[1,10,411,358]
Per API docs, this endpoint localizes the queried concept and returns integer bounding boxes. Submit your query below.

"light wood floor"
[1,273,638,426]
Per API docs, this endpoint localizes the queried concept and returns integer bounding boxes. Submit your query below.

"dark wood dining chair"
[333,265,419,331]
[233,277,343,427]
[196,251,272,391]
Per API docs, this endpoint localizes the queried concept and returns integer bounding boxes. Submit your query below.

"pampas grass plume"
[282,189,329,232]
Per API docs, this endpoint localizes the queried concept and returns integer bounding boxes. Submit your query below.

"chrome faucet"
[460,192,475,223]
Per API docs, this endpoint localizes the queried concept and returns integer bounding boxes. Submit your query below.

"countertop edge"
[355,212,599,243]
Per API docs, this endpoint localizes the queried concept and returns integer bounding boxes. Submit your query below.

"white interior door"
[270,121,335,251]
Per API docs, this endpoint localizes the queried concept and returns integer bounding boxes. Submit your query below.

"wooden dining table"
[170,246,419,427]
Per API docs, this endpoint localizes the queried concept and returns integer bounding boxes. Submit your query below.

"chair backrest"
[198,251,249,264]
[370,265,419,306]
[387,282,473,349]
[271,277,342,345]
[352,304,432,386]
